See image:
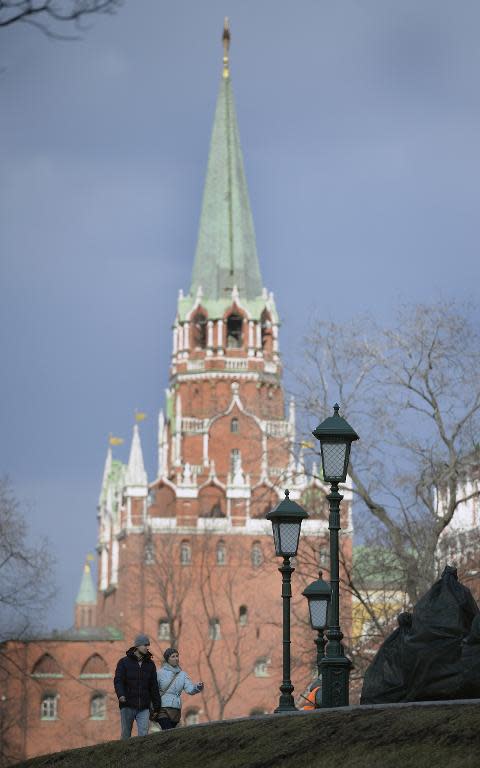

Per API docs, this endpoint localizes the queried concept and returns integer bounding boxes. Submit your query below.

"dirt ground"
[12,701,480,768]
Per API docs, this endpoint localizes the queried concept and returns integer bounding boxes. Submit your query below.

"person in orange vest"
[302,678,322,710]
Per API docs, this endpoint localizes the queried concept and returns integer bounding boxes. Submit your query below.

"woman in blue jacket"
[155,647,204,730]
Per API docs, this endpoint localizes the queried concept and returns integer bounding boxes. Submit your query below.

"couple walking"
[114,633,204,739]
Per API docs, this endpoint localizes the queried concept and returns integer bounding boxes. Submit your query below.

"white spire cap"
[126,424,148,486]
[288,396,296,437]
[98,446,112,505]
[158,409,166,477]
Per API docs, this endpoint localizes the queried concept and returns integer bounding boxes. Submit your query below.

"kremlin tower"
[1,22,352,761]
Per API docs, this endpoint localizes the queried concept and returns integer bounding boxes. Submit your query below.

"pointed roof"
[98,445,112,505]
[190,21,263,301]
[126,423,147,486]
[76,560,97,605]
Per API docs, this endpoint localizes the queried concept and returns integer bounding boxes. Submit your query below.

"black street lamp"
[302,571,331,678]
[266,489,309,712]
[312,403,359,707]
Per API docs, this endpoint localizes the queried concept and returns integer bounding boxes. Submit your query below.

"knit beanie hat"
[134,633,150,647]
[163,647,178,662]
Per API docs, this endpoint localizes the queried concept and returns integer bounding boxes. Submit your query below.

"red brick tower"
[93,21,352,720]
[1,26,354,764]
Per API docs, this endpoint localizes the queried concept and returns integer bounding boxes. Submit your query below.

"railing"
[186,359,205,371]
[265,421,289,437]
[181,418,209,433]
[225,358,249,371]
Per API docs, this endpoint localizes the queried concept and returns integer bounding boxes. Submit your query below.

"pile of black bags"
[361,565,480,703]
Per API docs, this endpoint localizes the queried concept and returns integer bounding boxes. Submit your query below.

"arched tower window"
[231,417,239,433]
[158,618,171,640]
[254,658,270,677]
[226,314,243,348]
[180,540,191,565]
[144,539,155,565]
[216,540,226,565]
[261,310,272,353]
[230,448,240,473]
[209,618,221,640]
[90,693,107,720]
[40,694,58,720]
[251,541,264,568]
[210,502,225,518]
[192,311,207,349]
[239,605,248,626]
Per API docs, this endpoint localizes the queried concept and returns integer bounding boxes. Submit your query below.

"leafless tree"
[0,478,55,643]
[294,301,480,607]
[142,531,194,649]
[0,478,56,764]
[0,0,122,37]
[193,535,275,722]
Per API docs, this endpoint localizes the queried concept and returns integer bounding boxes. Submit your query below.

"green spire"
[76,557,97,605]
[190,20,263,301]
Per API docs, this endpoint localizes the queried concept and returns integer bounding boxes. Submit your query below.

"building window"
[40,694,58,720]
[158,619,171,641]
[180,541,191,565]
[210,502,225,518]
[193,312,207,349]
[231,418,239,433]
[251,542,263,568]
[90,693,106,720]
[239,605,248,626]
[144,540,155,565]
[226,314,243,348]
[261,310,272,350]
[254,658,270,677]
[185,708,200,726]
[216,541,226,565]
[230,448,240,473]
[209,618,221,640]
[318,548,329,566]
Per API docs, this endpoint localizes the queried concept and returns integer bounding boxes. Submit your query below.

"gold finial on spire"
[222,17,230,79]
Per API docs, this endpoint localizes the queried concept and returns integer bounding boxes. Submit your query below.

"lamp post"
[312,403,359,707]
[302,571,331,678]
[266,489,309,712]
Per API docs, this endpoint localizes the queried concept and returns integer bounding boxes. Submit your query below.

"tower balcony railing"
[224,358,250,371]
[265,420,289,437]
[181,418,209,433]
[187,359,206,371]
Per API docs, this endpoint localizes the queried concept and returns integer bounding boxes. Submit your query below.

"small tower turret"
[74,555,97,629]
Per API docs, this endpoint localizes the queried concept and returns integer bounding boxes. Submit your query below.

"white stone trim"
[197,517,230,532]
[111,538,119,584]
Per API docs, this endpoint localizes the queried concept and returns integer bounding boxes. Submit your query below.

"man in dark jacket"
[114,633,161,739]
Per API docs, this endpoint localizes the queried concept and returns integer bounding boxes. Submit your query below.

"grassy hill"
[13,701,480,768]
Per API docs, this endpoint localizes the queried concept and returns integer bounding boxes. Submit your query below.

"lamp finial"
[333,403,340,415]
[285,488,290,498]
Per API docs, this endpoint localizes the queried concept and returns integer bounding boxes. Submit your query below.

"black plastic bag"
[360,612,412,704]
[403,565,479,701]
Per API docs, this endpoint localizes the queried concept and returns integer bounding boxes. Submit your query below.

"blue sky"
[1,0,479,629]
